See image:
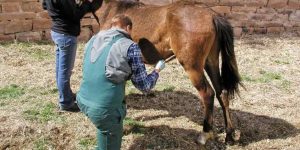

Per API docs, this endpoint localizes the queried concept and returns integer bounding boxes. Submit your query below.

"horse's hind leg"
[184,68,215,145]
[205,57,236,144]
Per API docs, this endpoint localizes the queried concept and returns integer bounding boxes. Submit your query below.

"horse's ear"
[138,38,163,65]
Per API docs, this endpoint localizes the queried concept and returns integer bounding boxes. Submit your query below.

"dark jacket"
[43,0,103,36]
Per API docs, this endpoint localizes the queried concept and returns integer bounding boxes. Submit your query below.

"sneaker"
[59,102,80,112]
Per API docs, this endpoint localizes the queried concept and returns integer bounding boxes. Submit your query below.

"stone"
[33,19,51,31]
[268,0,288,8]
[16,31,42,41]
[0,12,35,21]
[5,20,32,34]
[1,2,21,13]
[0,34,15,41]
[267,27,285,33]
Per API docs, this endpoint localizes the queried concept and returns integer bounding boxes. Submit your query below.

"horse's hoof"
[225,129,240,145]
[196,131,214,145]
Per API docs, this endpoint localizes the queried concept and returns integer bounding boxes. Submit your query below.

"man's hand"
[155,60,165,73]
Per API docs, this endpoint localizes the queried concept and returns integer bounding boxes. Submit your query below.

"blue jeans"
[51,31,77,108]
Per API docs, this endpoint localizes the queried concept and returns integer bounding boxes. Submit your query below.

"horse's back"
[126,2,216,41]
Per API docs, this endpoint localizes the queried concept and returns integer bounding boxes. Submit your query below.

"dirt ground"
[0,34,299,150]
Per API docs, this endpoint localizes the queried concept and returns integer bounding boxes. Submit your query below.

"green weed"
[79,138,96,149]
[242,71,282,83]
[124,117,145,134]
[33,137,51,150]
[0,84,25,99]
[23,103,64,123]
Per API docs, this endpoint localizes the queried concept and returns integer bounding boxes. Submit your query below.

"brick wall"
[0,0,97,41]
[0,0,299,41]
[141,0,300,37]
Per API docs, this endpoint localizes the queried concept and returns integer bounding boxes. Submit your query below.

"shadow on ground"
[125,90,299,149]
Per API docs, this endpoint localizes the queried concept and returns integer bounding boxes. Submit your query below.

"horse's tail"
[213,15,242,99]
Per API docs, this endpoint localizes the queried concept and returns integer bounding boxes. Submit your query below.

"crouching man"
[76,14,166,150]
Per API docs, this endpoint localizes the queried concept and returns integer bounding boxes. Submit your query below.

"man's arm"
[128,43,159,92]
[59,0,103,22]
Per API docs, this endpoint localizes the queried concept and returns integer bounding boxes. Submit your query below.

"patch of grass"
[242,71,282,83]
[241,75,256,82]
[79,138,96,149]
[0,102,7,107]
[0,84,25,99]
[162,85,176,92]
[156,84,176,92]
[274,60,290,65]
[33,137,51,150]
[258,71,282,83]
[30,48,52,60]
[23,103,64,123]
[124,117,145,134]
[40,88,58,95]
[279,80,291,91]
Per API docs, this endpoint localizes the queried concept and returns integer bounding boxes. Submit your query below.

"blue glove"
[155,60,165,72]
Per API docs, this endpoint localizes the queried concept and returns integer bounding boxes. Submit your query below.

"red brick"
[268,0,288,8]
[228,19,243,27]
[286,21,300,27]
[276,8,294,15]
[42,29,51,41]
[37,11,50,19]
[0,12,35,21]
[224,0,265,7]
[233,27,242,37]
[0,34,15,41]
[227,12,249,21]
[232,6,256,13]
[242,27,254,34]
[254,21,283,27]
[16,31,42,41]
[139,0,178,6]
[21,2,43,12]
[195,0,219,5]
[5,20,32,34]
[287,0,300,9]
[0,21,7,34]
[78,27,91,42]
[285,27,300,35]
[243,0,268,7]
[254,27,267,34]
[256,8,276,14]
[0,0,22,2]
[249,13,275,21]
[2,2,21,13]
[219,0,244,6]
[272,14,289,22]
[211,6,231,15]
[267,27,284,33]
[33,19,51,31]
[290,10,300,21]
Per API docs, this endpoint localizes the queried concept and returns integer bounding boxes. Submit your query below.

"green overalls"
[77,34,127,150]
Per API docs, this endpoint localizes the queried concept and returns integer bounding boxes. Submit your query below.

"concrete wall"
[0,0,299,41]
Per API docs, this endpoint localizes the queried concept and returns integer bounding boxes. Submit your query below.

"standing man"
[43,0,103,111]
[76,14,166,150]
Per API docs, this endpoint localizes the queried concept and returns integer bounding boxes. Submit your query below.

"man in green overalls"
[77,14,165,150]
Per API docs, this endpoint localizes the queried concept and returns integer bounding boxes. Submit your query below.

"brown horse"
[96,0,242,145]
